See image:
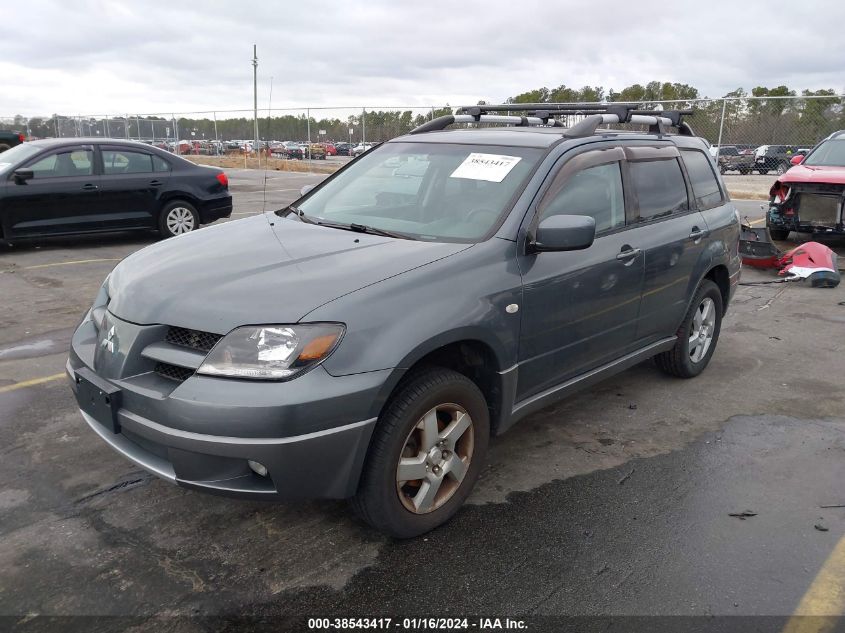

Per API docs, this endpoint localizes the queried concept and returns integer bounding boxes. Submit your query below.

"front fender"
[304,239,523,380]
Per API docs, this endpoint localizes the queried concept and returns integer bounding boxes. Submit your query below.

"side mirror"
[300,184,315,196]
[13,168,34,184]
[530,215,596,253]
[790,155,804,166]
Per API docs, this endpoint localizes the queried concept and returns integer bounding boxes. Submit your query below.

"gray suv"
[68,104,741,538]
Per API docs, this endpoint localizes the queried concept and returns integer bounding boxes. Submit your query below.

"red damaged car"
[767,131,845,240]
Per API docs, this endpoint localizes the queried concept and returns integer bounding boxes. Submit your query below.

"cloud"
[2,0,843,117]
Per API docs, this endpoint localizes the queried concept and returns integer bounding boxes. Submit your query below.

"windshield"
[295,141,543,242]
[0,143,42,176]
[803,139,845,167]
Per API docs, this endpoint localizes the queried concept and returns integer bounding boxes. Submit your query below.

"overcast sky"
[2,0,844,117]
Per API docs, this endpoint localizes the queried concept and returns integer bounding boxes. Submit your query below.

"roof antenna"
[262,75,273,215]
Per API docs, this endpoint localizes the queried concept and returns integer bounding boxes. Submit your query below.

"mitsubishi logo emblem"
[101,325,117,354]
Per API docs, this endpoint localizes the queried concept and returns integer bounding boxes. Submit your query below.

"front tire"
[158,201,199,238]
[655,279,723,379]
[351,368,489,538]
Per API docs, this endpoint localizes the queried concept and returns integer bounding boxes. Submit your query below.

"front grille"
[155,362,194,382]
[165,326,222,353]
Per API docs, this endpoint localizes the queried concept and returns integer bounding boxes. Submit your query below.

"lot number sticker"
[450,153,522,182]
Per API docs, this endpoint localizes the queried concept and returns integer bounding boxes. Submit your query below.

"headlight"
[197,323,344,380]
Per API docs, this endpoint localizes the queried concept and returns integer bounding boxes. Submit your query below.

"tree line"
[6,82,844,147]
[6,108,455,145]
[504,82,844,146]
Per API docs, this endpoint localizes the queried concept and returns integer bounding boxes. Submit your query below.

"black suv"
[0,130,25,152]
[754,145,806,175]
[69,104,741,537]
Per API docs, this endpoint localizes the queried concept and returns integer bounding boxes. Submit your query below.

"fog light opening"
[247,460,268,477]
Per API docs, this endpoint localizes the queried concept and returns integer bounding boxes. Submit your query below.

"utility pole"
[252,44,259,160]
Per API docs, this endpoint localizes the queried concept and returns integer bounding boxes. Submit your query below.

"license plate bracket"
[76,367,122,433]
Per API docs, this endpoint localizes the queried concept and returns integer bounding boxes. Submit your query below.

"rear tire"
[655,279,723,379]
[0,143,10,153]
[158,201,199,238]
[351,368,489,538]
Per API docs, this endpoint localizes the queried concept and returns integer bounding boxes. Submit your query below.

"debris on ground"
[728,510,758,520]
[740,224,781,269]
[820,504,845,509]
[738,224,840,288]
[814,524,829,532]
[779,242,840,287]
[618,469,635,485]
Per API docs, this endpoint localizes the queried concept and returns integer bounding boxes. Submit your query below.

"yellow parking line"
[22,258,121,270]
[0,373,66,394]
[748,218,766,226]
[782,534,845,633]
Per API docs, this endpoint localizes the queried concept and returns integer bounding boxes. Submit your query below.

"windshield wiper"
[347,223,412,239]
[278,204,318,224]
[280,207,411,239]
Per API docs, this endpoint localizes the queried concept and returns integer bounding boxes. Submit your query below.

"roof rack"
[409,103,695,137]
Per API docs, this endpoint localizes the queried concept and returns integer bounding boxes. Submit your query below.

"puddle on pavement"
[0,328,73,361]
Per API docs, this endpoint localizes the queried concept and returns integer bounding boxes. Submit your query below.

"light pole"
[252,44,259,158]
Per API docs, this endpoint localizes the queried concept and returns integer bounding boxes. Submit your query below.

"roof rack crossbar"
[411,104,695,136]
[457,103,695,137]
[563,113,676,138]
[409,113,560,134]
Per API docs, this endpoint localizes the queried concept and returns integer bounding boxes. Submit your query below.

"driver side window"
[538,162,625,234]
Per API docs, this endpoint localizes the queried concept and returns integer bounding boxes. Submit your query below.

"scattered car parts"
[739,223,839,287]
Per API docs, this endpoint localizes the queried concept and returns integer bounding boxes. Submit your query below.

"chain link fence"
[3,95,843,160]
[0,107,451,158]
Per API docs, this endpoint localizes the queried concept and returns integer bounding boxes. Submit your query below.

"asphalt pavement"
[1,171,844,631]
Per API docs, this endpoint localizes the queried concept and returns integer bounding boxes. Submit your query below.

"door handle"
[616,247,641,262]
[149,179,163,186]
[81,183,99,191]
[689,227,708,241]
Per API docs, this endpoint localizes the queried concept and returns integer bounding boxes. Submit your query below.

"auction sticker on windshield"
[450,153,522,182]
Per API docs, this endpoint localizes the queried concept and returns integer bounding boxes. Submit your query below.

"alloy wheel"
[166,207,196,235]
[688,297,716,363]
[396,403,474,514]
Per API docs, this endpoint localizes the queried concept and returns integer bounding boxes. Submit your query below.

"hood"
[107,214,470,333]
[777,164,845,186]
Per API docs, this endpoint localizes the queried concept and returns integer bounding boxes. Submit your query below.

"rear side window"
[102,149,153,175]
[681,150,723,208]
[538,162,625,233]
[629,159,688,220]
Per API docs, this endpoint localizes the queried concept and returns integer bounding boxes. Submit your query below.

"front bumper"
[68,315,387,500]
